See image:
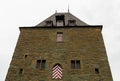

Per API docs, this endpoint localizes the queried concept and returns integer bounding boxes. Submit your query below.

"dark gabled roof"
[36,12,89,26]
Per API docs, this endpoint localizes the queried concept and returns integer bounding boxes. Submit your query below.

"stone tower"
[5,12,113,81]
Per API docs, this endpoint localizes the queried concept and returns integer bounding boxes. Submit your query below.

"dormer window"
[68,20,76,26]
[46,21,53,26]
[56,15,65,26]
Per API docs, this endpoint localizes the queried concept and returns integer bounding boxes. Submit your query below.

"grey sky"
[0,0,120,81]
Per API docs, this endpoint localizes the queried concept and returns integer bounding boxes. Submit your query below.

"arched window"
[52,64,63,79]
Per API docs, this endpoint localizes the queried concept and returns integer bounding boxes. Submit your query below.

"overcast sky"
[0,0,120,81]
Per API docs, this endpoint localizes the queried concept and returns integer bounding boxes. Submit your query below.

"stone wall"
[5,27,113,81]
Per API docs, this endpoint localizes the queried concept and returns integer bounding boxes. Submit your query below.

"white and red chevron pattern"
[52,64,63,79]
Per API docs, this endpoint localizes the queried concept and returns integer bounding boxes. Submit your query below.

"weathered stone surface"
[5,12,113,81]
[5,27,113,81]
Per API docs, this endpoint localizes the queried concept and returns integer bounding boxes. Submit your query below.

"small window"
[36,60,41,69]
[46,21,53,26]
[24,55,28,58]
[95,68,99,74]
[68,20,76,26]
[56,15,65,26]
[76,60,80,69]
[71,60,80,69]
[19,69,23,75]
[71,60,75,69]
[36,60,46,69]
[41,60,46,69]
[57,32,63,42]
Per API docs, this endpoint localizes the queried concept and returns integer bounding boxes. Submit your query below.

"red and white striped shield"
[52,64,63,79]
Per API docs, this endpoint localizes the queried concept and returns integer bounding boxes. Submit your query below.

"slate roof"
[36,12,88,26]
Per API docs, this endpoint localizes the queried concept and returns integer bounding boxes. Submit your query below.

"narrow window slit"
[71,60,75,69]
[95,68,99,74]
[76,60,80,69]
[36,60,41,69]
[19,69,23,75]
[41,60,46,69]
[25,55,28,58]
